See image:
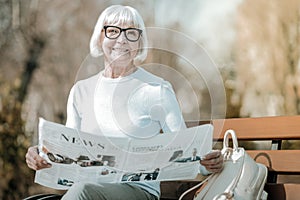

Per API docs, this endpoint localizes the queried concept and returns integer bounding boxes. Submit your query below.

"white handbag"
[180,129,268,200]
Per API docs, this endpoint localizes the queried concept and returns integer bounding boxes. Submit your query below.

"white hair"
[89,5,148,64]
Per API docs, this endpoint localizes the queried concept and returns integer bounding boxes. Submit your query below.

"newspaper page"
[35,118,213,190]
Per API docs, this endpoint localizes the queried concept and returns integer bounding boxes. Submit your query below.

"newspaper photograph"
[35,118,213,190]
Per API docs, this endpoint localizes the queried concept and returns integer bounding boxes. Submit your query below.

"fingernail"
[42,160,48,165]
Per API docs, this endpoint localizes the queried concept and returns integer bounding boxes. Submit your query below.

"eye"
[107,28,119,35]
[127,30,138,36]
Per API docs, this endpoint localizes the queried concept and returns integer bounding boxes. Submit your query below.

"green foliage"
[0,80,34,199]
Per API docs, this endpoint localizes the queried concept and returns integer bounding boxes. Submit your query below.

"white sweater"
[66,67,186,198]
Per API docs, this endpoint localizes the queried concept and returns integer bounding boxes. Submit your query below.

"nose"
[116,31,127,43]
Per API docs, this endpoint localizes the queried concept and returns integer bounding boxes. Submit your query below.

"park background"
[0,0,300,199]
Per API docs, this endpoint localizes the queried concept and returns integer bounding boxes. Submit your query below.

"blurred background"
[0,0,300,199]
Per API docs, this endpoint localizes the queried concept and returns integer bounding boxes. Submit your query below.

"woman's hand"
[200,150,223,173]
[25,146,52,170]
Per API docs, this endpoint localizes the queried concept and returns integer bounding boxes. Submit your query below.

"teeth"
[113,48,128,52]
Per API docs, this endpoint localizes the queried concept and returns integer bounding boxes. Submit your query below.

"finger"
[206,166,223,173]
[205,159,223,169]
[37,160,52,170]
[200,154,222,165]
[200,154,224,173]
[25,147,39,170]
[203,160,223,173]
[202,150,221,160]
[25,146,52,170]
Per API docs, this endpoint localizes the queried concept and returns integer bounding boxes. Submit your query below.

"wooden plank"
[247,150,300,173]
[265,183,300,200]
[283,184,300,200]
[160,181,200,200]
[212,115,300,140]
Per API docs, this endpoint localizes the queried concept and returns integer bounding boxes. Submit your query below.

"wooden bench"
[160,115,300,200]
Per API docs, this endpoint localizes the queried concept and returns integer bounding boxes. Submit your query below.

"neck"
[104,62,137,79]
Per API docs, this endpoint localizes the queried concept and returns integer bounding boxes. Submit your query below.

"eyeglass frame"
[103,25,143,42]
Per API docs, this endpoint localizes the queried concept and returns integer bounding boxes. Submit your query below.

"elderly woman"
[25,5,223,200]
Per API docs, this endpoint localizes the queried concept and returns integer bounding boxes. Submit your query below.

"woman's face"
[100,24,140,67]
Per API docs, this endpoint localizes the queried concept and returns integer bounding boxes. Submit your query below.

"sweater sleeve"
[159,81,187,133]
[65,84,81,130]
[159,82,211,175]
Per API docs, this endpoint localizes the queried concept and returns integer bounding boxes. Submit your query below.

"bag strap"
[178,174,214,200]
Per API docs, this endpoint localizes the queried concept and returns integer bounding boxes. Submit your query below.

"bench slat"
[247,150,300,173]
[265,183,300,200]
[212,115,300,140]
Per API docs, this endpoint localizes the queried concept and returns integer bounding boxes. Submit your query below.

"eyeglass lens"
[104,26,142,42]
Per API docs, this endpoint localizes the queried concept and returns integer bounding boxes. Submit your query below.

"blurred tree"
[0,82,33,199]
[0,0,46,199]
[234,0,300,117]
[0,1,155,198]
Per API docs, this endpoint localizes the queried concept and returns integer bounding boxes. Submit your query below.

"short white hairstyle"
[89,5,148,64]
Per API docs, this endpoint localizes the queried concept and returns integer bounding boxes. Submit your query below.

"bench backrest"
[212,115,300,141]
[161,116,300,200]
[209,116,300,175]
[211,116,300,200]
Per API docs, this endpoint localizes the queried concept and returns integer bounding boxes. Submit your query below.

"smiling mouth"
[112,48,129,53]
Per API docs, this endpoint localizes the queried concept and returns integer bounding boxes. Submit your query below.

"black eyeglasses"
[103,25,142,42]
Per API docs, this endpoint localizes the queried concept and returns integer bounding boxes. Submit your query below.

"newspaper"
[35,118,213,190]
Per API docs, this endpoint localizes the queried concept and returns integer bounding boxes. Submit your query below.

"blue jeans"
[62,182,158,200]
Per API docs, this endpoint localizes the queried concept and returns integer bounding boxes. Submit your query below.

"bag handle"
[223,129,239,150]
[221,129,245,198]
